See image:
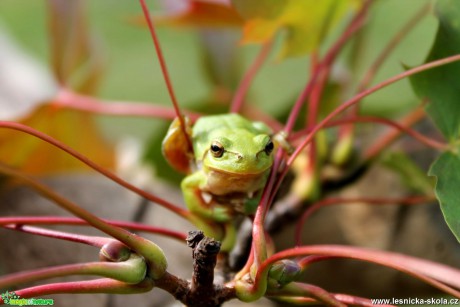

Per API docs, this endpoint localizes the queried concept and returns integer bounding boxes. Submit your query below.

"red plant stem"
[273,293,393,307]
[234,247,255,281]
[256,245,460,298]
[271,282,346,307]
[0,121,190,219]
[308,68,329,128]
[342,3,430,140]
[0,163,167,279]
[364,107,427,159]
[310,51,319,75]
[282,51,317,133]
[0,216,187,241]
[0,278,154,302]
[243,105,284,132]
[246,51,459,279]
[332,293,394,307]
[139,0,193,151]
[295,195,433,246]
[230,40,274,113]
[269,2,368,222]
[251,150,285,268]
[54,88,201,121]
[304,53,319,164]
[356,3,431,94]
[251,207,267,268]
[243,0,372,266]
[297,255,337,268]
[305,69,329,181]
[265,110,444,249]
[331,115,447,150]
[2,224,111,247]
[0,259,143,289]
[287,53,460,167]
[288,112,447,151]
[284,0,371,134]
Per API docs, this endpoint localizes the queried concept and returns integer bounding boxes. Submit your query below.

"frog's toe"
[212,206,232,223]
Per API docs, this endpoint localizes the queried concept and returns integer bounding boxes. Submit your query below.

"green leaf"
[429,150,460,243]
[409,0,460,141]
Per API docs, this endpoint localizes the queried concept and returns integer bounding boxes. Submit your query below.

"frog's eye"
[210,141,224,158]
[264,140,274,155]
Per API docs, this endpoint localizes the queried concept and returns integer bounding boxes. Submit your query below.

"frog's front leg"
[181,171,233,223]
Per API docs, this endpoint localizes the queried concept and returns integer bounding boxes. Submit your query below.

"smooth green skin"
[182,114,273,217]
[165,113,274,250]
[184,113,273,217]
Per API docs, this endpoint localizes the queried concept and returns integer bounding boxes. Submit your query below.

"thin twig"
[0,216,187,241]
[139,0,193,151]
[0,256,146,289]
[0,121,190,219]
[230,40,274,113]
[289,113,447,151]
[256,245,460,298]
[0,163,167,279]
[2,224,111,247]
[0,278,154,303]
[54,88,201,120]
[356,2,432,94]
[284,0,372,134]
[341,3,431,143]
[287,54,460,166]
[269,282,346,307]
[364,107,427,159]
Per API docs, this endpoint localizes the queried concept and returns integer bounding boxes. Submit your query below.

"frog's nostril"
[228,151,243,161]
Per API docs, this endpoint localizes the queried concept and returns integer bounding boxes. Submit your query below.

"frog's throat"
[202,167,269,196]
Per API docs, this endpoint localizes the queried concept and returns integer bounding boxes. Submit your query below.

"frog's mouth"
[206,165,271,177]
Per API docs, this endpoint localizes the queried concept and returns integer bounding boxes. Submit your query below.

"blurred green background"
[0,0,437,143]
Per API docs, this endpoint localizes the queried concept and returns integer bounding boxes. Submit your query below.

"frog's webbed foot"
[201,192,236,222]
[182,173,234,223]
[211,203,233,223]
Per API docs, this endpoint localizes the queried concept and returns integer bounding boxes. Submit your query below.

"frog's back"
[192,113,256,135]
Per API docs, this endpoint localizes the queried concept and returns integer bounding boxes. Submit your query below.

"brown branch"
[154,231,234,307]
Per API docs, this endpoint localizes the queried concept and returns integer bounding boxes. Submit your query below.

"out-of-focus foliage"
[134,0,243,28]
[0,105,115,174]
[410,0,460,243]
[233,0,360,57]
[0,0,436,179]
[0,0,114,174]
[382,152,433,194]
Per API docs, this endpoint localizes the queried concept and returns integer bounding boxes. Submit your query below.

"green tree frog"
[162,113,275,250]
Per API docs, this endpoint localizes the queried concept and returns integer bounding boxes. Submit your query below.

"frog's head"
[200,128,274,175]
